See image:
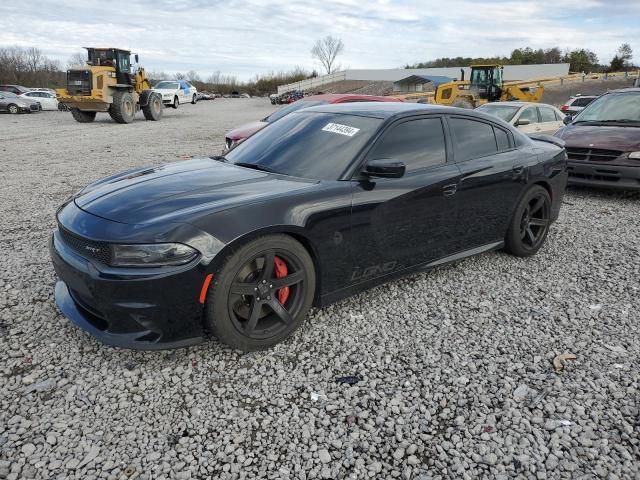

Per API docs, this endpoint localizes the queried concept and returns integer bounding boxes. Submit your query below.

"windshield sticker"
[322,123,360,137]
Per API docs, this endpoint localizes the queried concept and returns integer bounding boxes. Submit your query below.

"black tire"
[205,235,316,351]
[142,93,163,121]
[109,90,135,124]
[7,104,19,114]
[70,109,96,123]
[172,96,179,109]
[191,94,197,104]
[505,185,552,257]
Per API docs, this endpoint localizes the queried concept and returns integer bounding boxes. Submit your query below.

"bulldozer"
[57,47,163,124]
[433,64,544,108]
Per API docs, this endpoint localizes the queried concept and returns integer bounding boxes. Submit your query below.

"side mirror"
[563,115,573,125]
[516,118,530,126]
[363,159,406,178]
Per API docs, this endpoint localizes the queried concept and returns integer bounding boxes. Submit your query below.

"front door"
[350,116,462,283]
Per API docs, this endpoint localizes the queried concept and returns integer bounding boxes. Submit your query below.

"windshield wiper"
[596,119,640,124]
[234,162,279,174]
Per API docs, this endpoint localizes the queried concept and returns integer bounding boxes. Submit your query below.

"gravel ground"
[1,99,639,480]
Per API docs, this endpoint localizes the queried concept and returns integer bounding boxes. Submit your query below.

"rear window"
[572,97,595,107]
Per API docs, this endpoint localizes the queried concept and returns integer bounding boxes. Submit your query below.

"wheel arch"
[532,179,553,201]
[207,226,323,306]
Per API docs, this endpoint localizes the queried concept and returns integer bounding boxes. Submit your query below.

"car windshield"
[265,100,327,123]
[477,104,520,122]
[225,111,382,180]
[155,81,179,90]
[574,93,640,123]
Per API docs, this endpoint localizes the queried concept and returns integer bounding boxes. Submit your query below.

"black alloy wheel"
[505,185,551,257]
[205,235,315,351]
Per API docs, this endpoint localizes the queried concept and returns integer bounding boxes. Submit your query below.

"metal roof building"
[392,75,453,92]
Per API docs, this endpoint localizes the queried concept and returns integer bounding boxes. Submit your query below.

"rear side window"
[369,118,446,172]
[572,97,594,107]
[494,127,510,151]
[539,107,557,123]
[449,118,498,161]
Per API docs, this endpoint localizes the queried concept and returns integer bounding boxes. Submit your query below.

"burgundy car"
[555,88,640,190]
[224,94,402,151]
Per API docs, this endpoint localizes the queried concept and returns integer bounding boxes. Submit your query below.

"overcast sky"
[0,0,637,80]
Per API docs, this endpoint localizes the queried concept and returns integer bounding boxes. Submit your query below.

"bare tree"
[67,51,86,68]
[186,69,201,82]
[311,36,344,74]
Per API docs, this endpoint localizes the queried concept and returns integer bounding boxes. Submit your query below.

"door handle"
[442,184,457,197]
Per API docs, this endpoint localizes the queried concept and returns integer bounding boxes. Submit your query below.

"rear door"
[447,116,523,249]
[350,115,462,281]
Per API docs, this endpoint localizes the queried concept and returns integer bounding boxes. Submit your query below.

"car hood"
[74,158,316,225]
[226,120,267,141]
[556,124,640,151]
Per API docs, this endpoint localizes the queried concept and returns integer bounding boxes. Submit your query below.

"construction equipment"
[433,65,544,108]
[57,48,163,124]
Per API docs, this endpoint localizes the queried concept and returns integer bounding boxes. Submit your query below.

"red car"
[223,94,402,151]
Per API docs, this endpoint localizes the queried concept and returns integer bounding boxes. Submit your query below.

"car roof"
[478,101,556,108]
[303,93,400,103]
[301,102,457,119]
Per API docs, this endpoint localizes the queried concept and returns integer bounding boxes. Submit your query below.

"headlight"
[628,151,640,159]
[111,243,198,267]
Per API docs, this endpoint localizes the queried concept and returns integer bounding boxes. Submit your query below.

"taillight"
[560,105,569,112]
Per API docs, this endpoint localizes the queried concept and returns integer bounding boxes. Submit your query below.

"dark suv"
[554,88,640,190]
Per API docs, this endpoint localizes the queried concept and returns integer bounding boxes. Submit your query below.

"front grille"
[58,226,112,264]
[566,147,622,163]
[67,70,92,96]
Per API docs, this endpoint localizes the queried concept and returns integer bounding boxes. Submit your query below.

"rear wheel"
[70,109,96,123]
[142,93,163,121]
[191,94,197,104]
[205,235,315,351]
[7,104,19,114]
[109,91,135,124]
[505,185,551,257]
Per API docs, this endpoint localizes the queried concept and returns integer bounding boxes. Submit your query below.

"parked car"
[0,84,31,95]
[554,88,640,190]
[0,91,41,113]
[20,90,58,110]
[197,91,214,101]
[153,80,198,108]
[475,102,565,134]
[560,95,597,115]
[224,94,403,151]
[50,103,566,351]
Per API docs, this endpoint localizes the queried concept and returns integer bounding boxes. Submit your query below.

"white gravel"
[1,99,639,479]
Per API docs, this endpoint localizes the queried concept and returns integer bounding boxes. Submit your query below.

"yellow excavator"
[433,64,544,108]
[57,47,163,123]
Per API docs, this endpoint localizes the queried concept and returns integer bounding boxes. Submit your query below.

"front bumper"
[50,231,206,350]
[568,161,640,190]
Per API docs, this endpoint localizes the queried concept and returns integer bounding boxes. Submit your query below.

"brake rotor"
[274,255,290,304]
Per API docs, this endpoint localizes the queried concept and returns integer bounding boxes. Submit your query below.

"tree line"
[406,44,634,74]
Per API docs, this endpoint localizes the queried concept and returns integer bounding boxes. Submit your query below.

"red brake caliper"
[274,256,290,304]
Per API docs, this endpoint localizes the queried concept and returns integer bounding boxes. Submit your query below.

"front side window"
[449,118,498,161]
[476,104,520,122]
[226,111,382,180]
[519,107,538,124]
[368,118,446,172]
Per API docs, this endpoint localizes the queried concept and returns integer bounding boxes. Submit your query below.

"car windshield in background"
[477,104,520,122]
[265,100,327,123]
[575,93,640,124]
[226,111,382,180]
[1,92,18,98]
[155,82,179,89]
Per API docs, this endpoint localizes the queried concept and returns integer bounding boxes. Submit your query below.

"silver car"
[0,91,41,114]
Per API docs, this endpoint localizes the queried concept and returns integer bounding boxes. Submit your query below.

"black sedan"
[50,103,567,351]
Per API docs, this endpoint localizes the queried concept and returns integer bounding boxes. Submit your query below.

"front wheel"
[205,235,316,351]
[7,104,19,114]
[505,185,551,257]
[172,96,179,109]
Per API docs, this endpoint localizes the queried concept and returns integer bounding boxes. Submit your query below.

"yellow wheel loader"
[57,48,163,124]
[433,65,544,108]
